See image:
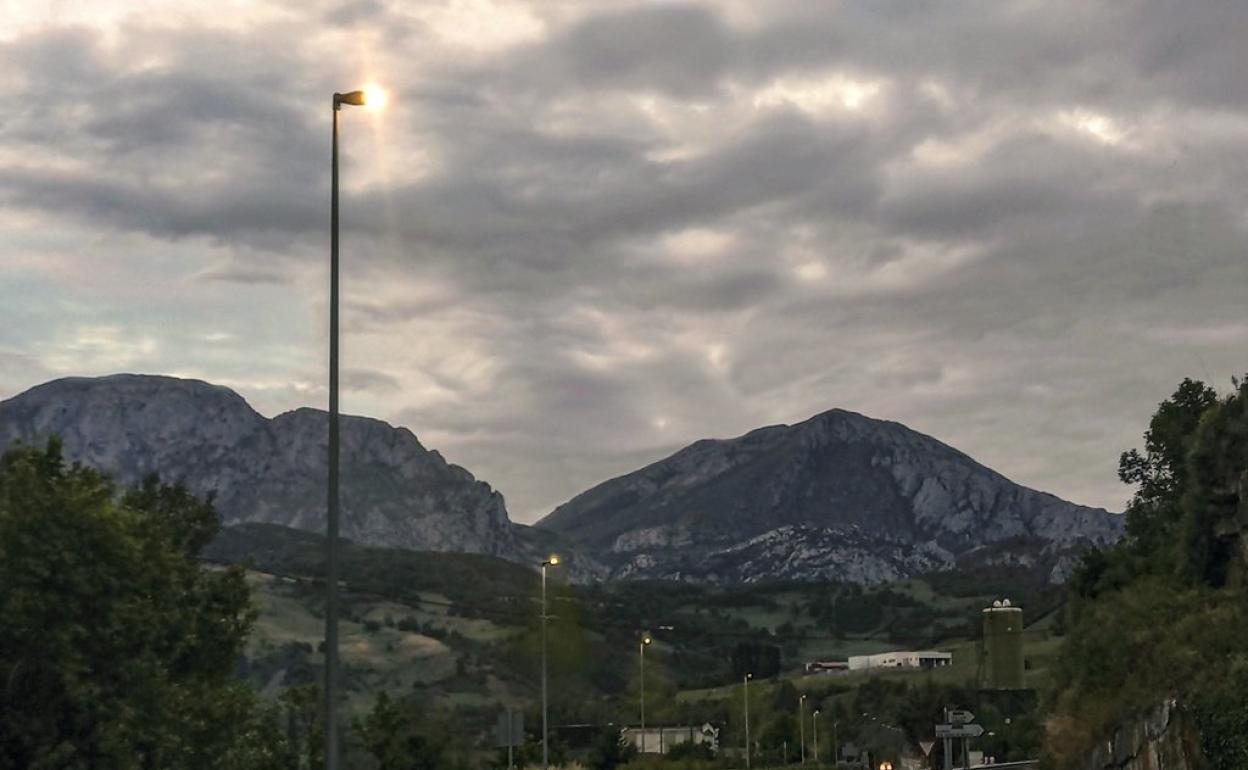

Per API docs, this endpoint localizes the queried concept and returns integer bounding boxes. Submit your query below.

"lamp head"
[335,90,366,108]
[543,555,560,567]
[335,84,387,110]
[642,635,652,645]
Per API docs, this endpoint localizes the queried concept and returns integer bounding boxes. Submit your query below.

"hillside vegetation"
[1046,377,1248,769]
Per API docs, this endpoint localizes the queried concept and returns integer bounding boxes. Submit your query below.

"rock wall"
[1082,701,1203,770]
[0,375,523,558]
[539,407,1124,584]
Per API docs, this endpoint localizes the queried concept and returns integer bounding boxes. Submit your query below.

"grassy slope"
[213,524,1066,728]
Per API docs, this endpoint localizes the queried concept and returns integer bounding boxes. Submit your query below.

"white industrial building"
[847,650,952,671]
[621,723,719,755]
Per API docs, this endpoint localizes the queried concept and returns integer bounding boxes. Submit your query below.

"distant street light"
[541,555,560,770]
[640,633,653,753]
[799,694,807,765]
[326,84,383,770]
[744,673,753,769]
[813,709,820,765]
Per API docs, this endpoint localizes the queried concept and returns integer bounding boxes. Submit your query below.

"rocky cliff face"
[0,375,522,558]
[1080,701,1203,770]
[537,408,1123,583]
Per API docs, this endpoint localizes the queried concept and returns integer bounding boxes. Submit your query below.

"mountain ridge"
[0,373,524,558]
[536,406,1123,583]
[1,374,1121,584]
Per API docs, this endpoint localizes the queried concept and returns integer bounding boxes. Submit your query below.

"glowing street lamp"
[744,672,753,768]
[541,556,560,770]
[813,709,820,764]
[325,83,384,770]
[800,694,807,764]
[640,633,653,753]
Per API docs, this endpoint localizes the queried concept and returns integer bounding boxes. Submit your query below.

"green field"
[214,523,1065,764]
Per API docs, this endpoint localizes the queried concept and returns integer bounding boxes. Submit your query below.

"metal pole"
[833,721,838,768]
[944,707,953,770]
[508,710,514,770]
[744,675,751,769]
[325,97,341,770]
[800,696,806,765]
[640,641,646,754]
[541,564,549,770]
[813,713,819,765]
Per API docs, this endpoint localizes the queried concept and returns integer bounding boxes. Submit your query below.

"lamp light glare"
[362,83,388,110]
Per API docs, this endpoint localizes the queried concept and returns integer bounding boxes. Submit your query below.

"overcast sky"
[2,0,1246,522]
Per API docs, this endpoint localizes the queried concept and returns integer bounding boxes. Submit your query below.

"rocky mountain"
[0,374,525,558]
[536,408,1124,583]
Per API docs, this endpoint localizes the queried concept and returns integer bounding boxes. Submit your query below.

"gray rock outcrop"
[537,408,1123,583]
[0,374,522,557]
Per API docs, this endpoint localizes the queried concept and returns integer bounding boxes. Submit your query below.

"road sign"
[919,741,935,756]
[495,710,524,747]
[935,724,984,739]
[948,709,975,724]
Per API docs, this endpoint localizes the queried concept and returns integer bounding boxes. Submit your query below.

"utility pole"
[540,556,559,770]
[800,694,807,765]
[943,707,953,770]
[744,673,752,769]
[813,709,820,765]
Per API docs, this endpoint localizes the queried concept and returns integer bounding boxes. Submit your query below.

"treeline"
[0,439,478,770]
[1046,377,1248,768]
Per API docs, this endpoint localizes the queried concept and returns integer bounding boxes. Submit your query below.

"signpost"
[947,710,975,725]
[935,721,982,770]
[496,710,525,769]
[935,724,983,739]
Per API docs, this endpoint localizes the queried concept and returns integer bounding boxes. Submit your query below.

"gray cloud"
[3,0,1246,520]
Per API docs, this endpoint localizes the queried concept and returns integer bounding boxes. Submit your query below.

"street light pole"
[744,673,752,769]
[326,87,370,770]
[640,633,652,754]
[800,694,807,765]
[833,720,839,768]
[541,556,559,770]
[813,709,820,765]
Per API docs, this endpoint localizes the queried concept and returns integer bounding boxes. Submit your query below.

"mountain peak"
[537,407,1122,584]
[0,373,521,558]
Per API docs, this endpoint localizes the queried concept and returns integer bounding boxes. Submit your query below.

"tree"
[730,642,781,679]
[354,692,460,770]
[1179,378,1248,586]
[0,439,289,770]
[586,726,635,770]
[1070,379,1219,603]
[1047,376,1248,769]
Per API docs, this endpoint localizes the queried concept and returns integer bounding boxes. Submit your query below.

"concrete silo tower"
[981,599,1024,690]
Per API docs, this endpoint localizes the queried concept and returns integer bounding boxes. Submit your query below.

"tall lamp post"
[326,84,383,770]
[813,709,820,765]
[640,633,653,754]
[541,556,560,770]
[832,719,840,768]
[743,673,753,769]
[800,694,807,765]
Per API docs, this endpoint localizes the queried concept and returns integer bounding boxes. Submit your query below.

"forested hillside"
[1046,378,1248,769]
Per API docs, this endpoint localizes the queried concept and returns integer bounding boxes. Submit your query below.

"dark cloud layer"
[2,0,1246,520]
